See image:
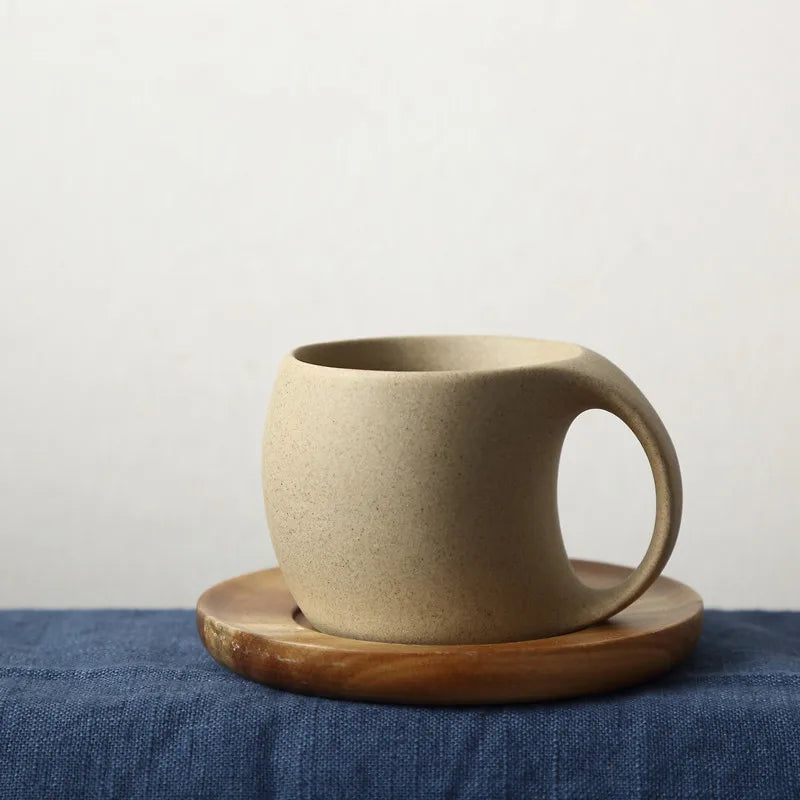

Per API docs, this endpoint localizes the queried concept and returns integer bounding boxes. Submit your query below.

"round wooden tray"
[196,560,703,705]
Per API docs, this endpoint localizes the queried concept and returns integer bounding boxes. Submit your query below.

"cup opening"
[292,335,582,373]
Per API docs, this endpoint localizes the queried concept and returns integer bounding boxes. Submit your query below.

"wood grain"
[196,561,703,705]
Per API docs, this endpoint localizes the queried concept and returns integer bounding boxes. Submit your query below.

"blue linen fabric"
[1,610,798,800]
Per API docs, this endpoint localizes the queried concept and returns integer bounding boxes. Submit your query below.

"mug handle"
[559,350,683,627]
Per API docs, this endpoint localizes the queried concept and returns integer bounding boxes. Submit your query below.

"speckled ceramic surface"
[262,335,682,645]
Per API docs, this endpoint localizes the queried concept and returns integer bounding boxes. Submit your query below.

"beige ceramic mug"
[262,335,681,645]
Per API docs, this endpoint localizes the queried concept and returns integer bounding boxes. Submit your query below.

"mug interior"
[292,335,582,373]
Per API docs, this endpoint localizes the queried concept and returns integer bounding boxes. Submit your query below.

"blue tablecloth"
[1,609,798,799]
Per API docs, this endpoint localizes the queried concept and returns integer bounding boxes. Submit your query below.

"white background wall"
[2,1,798,609]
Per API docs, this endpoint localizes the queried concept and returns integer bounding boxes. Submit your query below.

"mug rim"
[290,334,584,376]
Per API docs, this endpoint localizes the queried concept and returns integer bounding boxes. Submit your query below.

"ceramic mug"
[262,335,681,645]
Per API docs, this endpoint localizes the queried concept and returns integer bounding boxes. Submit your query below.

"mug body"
[262,335,590,644]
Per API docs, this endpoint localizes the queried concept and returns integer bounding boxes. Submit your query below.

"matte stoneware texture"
[196,561,702,705]
[262,335,682,645]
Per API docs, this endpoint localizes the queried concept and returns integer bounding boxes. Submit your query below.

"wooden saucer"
[196,560,703,705]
